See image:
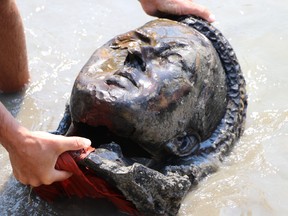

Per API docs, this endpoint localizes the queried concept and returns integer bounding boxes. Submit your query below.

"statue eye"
[159,50,183,67]
[134,30,151,44]
[165,53,183,63]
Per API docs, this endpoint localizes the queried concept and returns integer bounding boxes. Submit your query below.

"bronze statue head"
[69,19,227,158]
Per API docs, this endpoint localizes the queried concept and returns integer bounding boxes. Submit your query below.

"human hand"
[139,0,215,22]
[7,129,91,187]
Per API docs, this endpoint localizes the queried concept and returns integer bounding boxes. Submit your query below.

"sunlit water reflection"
[1,0,288,215]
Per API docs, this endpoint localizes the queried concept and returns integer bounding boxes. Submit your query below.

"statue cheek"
[147,82,191,112]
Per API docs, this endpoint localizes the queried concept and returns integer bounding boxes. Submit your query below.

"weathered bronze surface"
[70,18,227,159]
[52,16,247,216]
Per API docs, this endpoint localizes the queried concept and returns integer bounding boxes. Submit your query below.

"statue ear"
[164,131,200,157]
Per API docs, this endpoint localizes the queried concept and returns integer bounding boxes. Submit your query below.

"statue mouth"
[105,73,138,89]
[105,76,126,88]
[115,71,138,87]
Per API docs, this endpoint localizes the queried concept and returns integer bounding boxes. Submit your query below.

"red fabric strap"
[33,147,139,215]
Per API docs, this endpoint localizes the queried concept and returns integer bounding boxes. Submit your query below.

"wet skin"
[70,19,227,159]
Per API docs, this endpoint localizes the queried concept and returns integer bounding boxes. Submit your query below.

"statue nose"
[124,48,146,72]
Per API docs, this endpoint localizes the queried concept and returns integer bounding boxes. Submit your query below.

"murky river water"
[1,0,288,215]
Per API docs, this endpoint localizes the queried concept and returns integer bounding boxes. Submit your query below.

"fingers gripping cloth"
[33,147,139,216]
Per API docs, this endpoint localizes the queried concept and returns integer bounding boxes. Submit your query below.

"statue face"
[76,19,207,101]
[70,19,226,157]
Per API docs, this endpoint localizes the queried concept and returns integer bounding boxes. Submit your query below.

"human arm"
[0,102,91,187]
[0,0,92,187]
[139,0,215,22]
[0,0,29,93]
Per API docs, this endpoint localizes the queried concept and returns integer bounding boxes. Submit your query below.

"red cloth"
[33,147,139,215]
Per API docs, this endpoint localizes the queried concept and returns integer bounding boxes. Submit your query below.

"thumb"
[57,136,91,153]
[191,3,215,23]
[183,2,215,23]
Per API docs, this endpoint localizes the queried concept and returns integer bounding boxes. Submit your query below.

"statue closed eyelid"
[134,30,152,44]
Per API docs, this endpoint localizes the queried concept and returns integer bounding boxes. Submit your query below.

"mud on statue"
[34,16,247,216]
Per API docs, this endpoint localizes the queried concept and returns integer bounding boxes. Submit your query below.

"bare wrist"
[0,102,29,152]
[1,124,29,153]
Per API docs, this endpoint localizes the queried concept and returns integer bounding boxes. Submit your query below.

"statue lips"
[115,71,138,87]
[105,72,138,90]
[105,66,139,90]
[105,75,131,89]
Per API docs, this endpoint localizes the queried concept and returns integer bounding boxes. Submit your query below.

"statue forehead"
[112,19,205,47]
[137,19,200,39]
